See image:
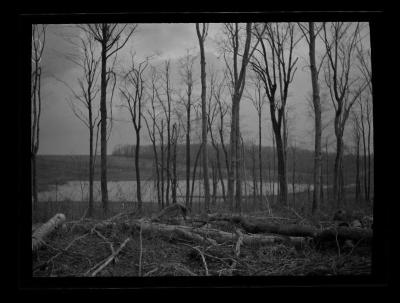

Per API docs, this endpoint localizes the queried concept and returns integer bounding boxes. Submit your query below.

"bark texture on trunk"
[100,34,109,214]
[309,22,322,216]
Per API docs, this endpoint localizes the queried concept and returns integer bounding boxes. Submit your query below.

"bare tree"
[298,22,327,216]
[322,22,369,207]
[178,49,197,208]
[250,22,300,206]
[207,70,227,205]
[356,33,373,202]
[119,55,148,212]
[84,23,136,214]
[155,61,174,206]
[245,74,267,200]
[221,22,264,212]
[31,24,47,210]
[196,23,211,213]
[61,30,100,217]
[143,69,161,208]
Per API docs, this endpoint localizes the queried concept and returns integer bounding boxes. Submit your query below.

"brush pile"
[32,203,372,277]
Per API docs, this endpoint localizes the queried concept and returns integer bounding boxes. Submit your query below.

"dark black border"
[17,9,388,291]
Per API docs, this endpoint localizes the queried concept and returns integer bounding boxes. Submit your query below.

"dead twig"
[91,227,115,255]
[181,243,209,276]
[90,237,131,277]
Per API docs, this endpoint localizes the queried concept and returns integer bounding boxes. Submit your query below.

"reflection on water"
[38,179,330,203]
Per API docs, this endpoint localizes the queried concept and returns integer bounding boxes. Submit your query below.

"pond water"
[38,179,330,203]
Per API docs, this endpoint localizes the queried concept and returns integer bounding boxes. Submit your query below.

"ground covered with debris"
[32,206,372,277]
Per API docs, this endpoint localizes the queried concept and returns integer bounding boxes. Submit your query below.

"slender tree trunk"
[334,132,344,208]
[100,35,109,214]
[274,130,288,206]
[360,110,367,202]
[150,133,160,208]
[198,31,210,213]
[228,100,237,211]
[272,132,276,202]
[32,155,38,210]
[135,131,142,211]
[292,146,296,208]
[190,145,202,209]
[268,160,271,200]
[252,145,257,204]
[186,101,191,208]
[367,106,372,202]
[355,129,361,203]
[326,139,329,201]
[172,127,177,204]
[258,112,263,199]
[160,120,165,208]
[309,22,322,216]
[211,139,226,204]
[211,162,217,206]
[88,114,94,217]
[235,114,243,213]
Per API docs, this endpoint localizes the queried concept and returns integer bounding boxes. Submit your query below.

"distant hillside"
[111,143,374,179]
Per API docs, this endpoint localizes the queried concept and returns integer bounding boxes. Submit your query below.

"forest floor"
[32,200,373,277]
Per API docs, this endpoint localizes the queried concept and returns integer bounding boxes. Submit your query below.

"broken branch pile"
[32,204,373,277]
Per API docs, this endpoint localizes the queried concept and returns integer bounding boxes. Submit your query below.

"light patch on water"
[38,179,328,203]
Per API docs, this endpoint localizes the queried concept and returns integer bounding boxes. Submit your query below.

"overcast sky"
[37,23,370,155]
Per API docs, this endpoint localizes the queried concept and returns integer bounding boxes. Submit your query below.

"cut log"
[32,213,66,251]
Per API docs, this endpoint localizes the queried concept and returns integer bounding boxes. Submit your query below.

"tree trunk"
[160,120,165,208]
[186,99,191,208]
[272,131,276,203]
[309,22,322,217]
[326,139,329,201]
[135,131,142,211]
[367,113,371,203]
[88,122,94,217]
[258,112,263,199]
[360,109,367,202]
[292,146,296,208]
[355,129,361,203]
[275,132,288,205]
[228,100,237,211]
[100,35,109,214]
[172,125,177,204]
[198,29,211,213]
[190,145,202,209]
[333,131,344,208]
[234,104,242,212]
[32,155,38,210]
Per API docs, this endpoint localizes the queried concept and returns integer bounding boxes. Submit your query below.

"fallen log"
[205,214,372,244]
[314,226,373,244]
[32,213,66,252]
[130,219,305,248]
[132,219,218,246]
[206,214,317,237]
